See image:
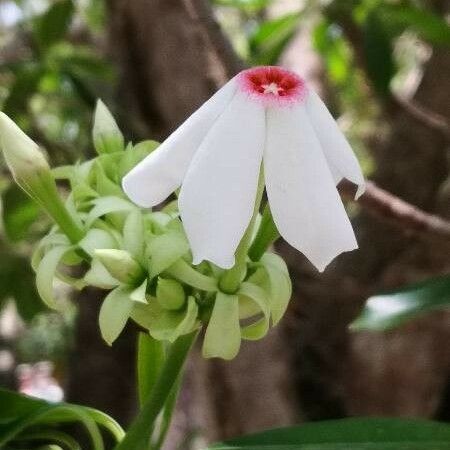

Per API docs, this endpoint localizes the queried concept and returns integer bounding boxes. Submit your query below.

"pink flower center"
[237,66,306,106]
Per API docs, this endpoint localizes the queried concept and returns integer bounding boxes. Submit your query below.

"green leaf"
[137,333,165,407]
[212,0,272,11]
[363,11,396,97]
[34,0,75,50]
[0,388,124,450]
[203,292,240,360]
[2,183,41,241]
[378,5,450,47]
[2,64,43,116]
[249,13,301,65]
[99,286,134,345]
[350,276,450,331]
[210,418,450,449]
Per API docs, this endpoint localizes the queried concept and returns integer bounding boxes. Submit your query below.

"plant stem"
[114,331,198,450]
[248,203,280,262]
[219,167,265,294]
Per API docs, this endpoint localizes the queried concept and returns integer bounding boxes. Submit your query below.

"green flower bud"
[95,249,144,285]
[156,278,186,310]
[0,112,50,191]
[0,112,84,243]
[92,100,124,154]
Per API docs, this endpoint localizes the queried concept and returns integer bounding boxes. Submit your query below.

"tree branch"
[340,180,450,241]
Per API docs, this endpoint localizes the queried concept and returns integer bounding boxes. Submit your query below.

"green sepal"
[84,258,120,289]
[123,209,145,261]
[203,292,240,360]
[85,196,135,228]
[78,228,118,257]
[156,278,186,310]
[147,230,190,279]
[99,286,134,345]
[131,297,199,343]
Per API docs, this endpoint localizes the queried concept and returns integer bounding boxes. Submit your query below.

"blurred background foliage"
[0,0,449,438]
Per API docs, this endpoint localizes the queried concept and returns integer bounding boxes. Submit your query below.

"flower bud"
[92,100,124,154]
[95,249,144,285]
[156,278,186,310]
[0,112,84,243]
[0,112,50,191]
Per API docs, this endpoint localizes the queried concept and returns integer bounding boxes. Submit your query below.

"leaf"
[203,292,240,360]
[2,185,40,242]
[249,13,301,65]
[210,418,450,449]
[362,11,396,97]
[0,388,124,450]
[378,5,450,47]
[212,0,273,11]
[2,64,43,116]
[99,286,134,345]
[0,251,46,322]
[137,333,165,407]
[350,276,450,331]
[34,0,75,50]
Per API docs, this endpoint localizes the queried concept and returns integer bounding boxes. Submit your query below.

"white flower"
[122,66,364,272]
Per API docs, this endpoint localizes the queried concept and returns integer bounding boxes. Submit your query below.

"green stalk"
[248,203,280,262]
[114,331,198,450]
[219,167,265,294]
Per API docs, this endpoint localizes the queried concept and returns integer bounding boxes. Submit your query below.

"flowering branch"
[340,180,450,241]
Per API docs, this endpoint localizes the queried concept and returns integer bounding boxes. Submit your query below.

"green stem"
[248,203,280,261]
[41,175,85,244]
[219,167,265,294]
[114,331,198,450]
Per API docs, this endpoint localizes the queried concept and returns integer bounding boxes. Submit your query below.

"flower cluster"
[0,100,291,360]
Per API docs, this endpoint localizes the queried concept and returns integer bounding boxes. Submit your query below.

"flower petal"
[305,90,365,198]
[264,104,358,272]
[179,92,265,269]
[122,79,237,207]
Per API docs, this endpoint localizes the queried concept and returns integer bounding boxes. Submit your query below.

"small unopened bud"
[0,112,50,190]
[92,100,124,154]
[95,249,143,284]
[156,278,186,310]
[0,112,84,243]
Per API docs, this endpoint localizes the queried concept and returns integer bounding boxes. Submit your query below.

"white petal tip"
[121,175,153,208]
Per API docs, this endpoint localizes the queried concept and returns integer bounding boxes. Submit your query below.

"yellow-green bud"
[92,100,124,154]
[0,112,50,189]
[156,278,186,310]
[95,249,143,285]
[0,112,84,243]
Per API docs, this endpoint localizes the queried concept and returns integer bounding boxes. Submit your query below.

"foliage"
[0,387,124,450]
[351,276,450,331]
[209,418,450,449]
